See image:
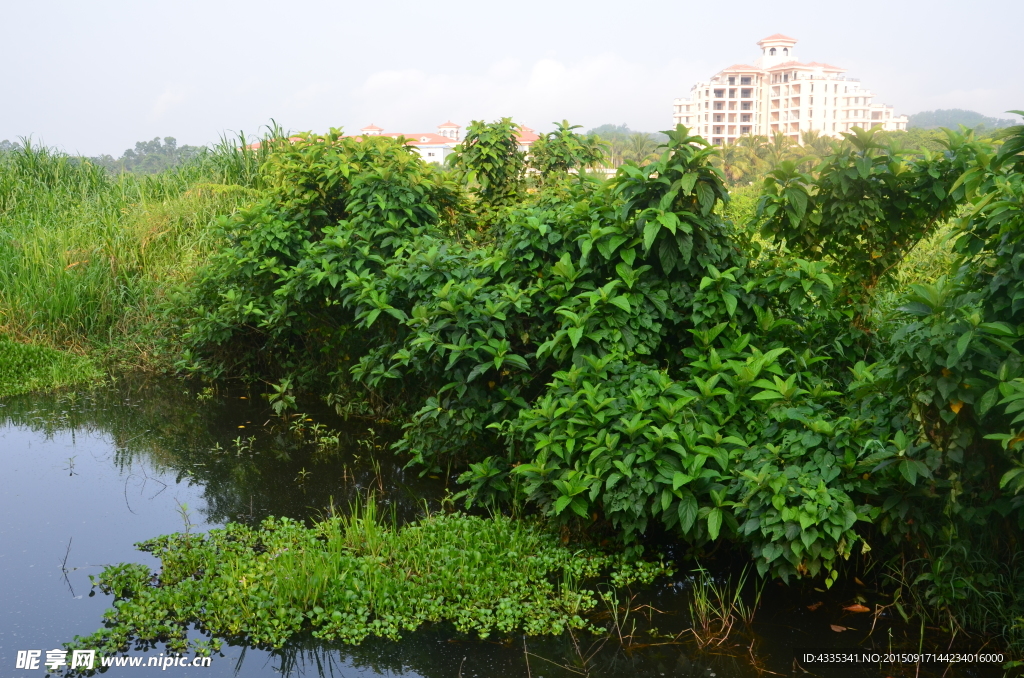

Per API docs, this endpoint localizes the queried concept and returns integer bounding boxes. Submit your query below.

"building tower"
[672,35,907,145]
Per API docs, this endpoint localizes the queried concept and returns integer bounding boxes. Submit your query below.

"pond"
[0,376,1008,677]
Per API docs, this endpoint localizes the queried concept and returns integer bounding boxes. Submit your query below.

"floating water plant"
[0,334,101,398]
[66,503,670,658]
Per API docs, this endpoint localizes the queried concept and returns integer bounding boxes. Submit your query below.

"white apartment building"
[673,34,908,145]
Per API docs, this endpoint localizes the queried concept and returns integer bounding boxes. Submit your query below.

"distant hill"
[588,124,668,142]
[908,109,1019,130]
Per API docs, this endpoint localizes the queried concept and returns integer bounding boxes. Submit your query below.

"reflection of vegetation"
[0,334,100,397]
[68,505,670,658]
[0,375,443,527]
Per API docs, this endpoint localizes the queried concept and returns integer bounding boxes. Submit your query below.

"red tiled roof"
[437,120,460,128]
[244,136,303,150]
[803,61,846,71]
[516,126,540,144]
[360,123,383,132]
[764,60,802,70]
[721,63,762,72]
[765,60,847,72]
[758,33,797,43]
[374,132,457,146]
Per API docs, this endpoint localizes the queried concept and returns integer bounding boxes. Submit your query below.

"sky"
[2,0,1022,157]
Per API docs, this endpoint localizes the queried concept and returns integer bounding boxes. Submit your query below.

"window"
[769,48,776,56]
[741,126,751,134]
[728,88,736,98]
[809,109,813,118]
[727,76,735,85]
[783,47,789,55]
[740,76,751,85]
[783,74,789,82]
[741,114,751,122]
[741,88,752,98]
[809,96,814,105]
[741,102,751,110]
[714,114,724,122]
[714,89,724,98]
[714,102,724,110]
[714,126,724,135]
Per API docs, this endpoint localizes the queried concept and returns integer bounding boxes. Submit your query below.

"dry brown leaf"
[854,577,865,586]
[806,601,823,611]
[830,624,848,632]
[843,603,871,613]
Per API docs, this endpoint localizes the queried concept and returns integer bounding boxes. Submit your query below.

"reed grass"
[0,134,283,366]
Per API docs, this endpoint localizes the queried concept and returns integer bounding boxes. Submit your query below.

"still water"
[0,376,1007,677]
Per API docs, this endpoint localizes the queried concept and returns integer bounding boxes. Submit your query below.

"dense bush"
[176,118,1024,639]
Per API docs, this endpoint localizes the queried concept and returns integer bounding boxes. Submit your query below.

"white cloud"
[349,53,707,133]
[150,86,190,120]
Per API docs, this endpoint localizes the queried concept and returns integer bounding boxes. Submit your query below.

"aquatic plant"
[0,334,101,397]
[65,506,670,657]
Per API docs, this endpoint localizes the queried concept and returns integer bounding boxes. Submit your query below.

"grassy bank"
[0,139,270,369]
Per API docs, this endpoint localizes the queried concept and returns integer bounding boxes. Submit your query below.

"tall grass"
[0,131,285,363]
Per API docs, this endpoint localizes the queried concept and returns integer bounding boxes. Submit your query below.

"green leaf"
[553,495,573,515]
[707,507,723,540]
[567,327,584,348]
[955,330,973,359]
[1000,467,1024,492]
[677,490,698,532]
[643,220,660,252]
[503,354,529,371]
[978,387,1000,416]
[672,472,694,491]
[899,459,918,486]
[723,291,738,317]
[609,296,631,312]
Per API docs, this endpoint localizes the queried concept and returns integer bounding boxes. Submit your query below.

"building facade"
[358,122,539,162]
[673,34,907,145]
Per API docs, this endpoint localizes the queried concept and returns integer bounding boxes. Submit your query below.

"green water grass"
[0,139,268,366]
[66,506,669,657]
[0,334,101,398]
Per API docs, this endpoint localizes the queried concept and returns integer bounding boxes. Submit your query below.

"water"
[0,376,1008,677]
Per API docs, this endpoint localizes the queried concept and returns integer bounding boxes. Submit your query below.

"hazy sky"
[2,0,1021,156]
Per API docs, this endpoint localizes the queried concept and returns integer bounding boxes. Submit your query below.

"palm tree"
[764,132,797,168]
[736,134,770,179]
[797,130,838,170]
[622,133,659,166]
[717,140,755,183]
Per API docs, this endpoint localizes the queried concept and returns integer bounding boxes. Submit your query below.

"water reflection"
[0,376,1008,677]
